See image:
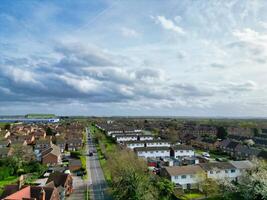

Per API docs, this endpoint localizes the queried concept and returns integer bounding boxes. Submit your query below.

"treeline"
[0,157,46,180]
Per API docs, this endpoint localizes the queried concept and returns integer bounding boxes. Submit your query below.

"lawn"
[178,192,205,200]
[0,176,18,187]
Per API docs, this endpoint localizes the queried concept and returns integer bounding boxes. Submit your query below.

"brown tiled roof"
[30,186,56,200]
[46,171,70,187]
[163,165,204,176]
[41,144,61,157]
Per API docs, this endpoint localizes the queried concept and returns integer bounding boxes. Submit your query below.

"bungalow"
[161,165,204,189]
[40,144,61,165]
[172,145,195,158]
[46,171,73,196]
[199,162,238,180]
[134,146,170,158]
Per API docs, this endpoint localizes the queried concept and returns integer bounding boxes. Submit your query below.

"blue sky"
[1,0,267,117]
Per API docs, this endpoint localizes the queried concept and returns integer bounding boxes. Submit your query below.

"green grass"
[0,176,18,187]
[0,122,11,129]
[179,192,205,200]
[90,125,116,183]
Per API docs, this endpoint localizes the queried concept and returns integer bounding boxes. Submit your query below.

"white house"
[199,162,238,180]
[134,146,170,158]
[172,145,195,158]
[139,135,154,141]
[146,140,171,147]
[125,141,145,149]
[161,165,204,189]
[116,134,138,142]
[229,160,253,179]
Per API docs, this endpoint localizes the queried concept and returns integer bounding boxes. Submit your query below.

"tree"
[220,159,267,200]
[217,126,228,140]
[46,127,54,136]
[4,123,11,130]
[151,177,175,200]
[197,172,220,198]
[108,149,159,200]
[237,159,267,200]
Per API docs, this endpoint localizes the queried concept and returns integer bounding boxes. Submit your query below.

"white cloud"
[154,15,185,34]
[121,27,140,38]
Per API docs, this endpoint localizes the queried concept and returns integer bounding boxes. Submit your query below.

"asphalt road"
[86,127,111,200]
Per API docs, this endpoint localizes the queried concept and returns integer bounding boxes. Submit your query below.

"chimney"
[18,175,24,189]
[39,188,46,200]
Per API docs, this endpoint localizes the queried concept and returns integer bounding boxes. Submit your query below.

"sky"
[0,0,267,117]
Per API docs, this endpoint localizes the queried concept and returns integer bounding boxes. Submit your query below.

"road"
[86,127,111,200]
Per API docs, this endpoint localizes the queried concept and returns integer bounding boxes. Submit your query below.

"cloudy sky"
[0,0,267,117]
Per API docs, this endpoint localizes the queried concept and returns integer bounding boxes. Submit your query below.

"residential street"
[86,127,111,200]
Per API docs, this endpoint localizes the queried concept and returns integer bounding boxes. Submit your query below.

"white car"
[202,152,210,158]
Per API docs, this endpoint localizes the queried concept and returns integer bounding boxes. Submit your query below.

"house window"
[225,170,228,173]
[180,150,183,153]
[210,171,213,174]
[231,169,235,173]
[190,175,195,178]
[181,175,187,179]
[175,176,179,179]
[216,171,220,174]
[161,151,164,153]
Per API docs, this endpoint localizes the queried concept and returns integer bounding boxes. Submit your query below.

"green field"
[25,114,56,119]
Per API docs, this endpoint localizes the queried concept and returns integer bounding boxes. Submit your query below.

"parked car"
[202,152,210,158]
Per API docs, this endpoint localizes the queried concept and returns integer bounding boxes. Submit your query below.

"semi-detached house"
[161,165,204,189]
[161,161,253,190]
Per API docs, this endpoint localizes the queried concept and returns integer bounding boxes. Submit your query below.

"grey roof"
[199,162,236,171]
[163,165,204,176]
[134,146,170,152]
[172,145,194,150]
[229,160,253,169]
[125,140,169,144]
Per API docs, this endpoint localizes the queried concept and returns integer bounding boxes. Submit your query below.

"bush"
[70,151,82,159]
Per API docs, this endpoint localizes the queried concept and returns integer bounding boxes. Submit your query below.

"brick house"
[46,172,73,196]
[2,186,60,200]
[41,145,61,165]
[66,138,83,151]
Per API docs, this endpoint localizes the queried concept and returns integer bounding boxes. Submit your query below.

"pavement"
[67,175,86,200]
[86,127,111,200]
